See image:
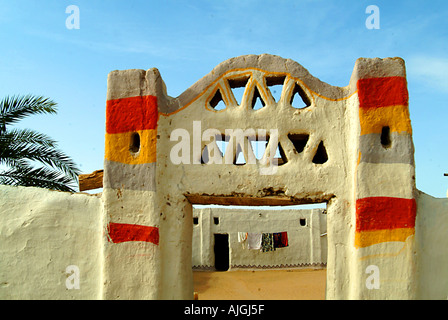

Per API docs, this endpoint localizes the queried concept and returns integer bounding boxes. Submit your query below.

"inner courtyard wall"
[192,207,327,270]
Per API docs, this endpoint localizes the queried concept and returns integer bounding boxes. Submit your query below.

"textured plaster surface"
[0,185,103,299]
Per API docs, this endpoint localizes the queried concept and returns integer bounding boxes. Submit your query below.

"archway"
[102,54,417,300]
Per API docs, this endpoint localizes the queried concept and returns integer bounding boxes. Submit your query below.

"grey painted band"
[103,160,156,191]
[359,132,415,165]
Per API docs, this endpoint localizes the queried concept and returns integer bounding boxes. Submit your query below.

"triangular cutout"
[217,137,232,163]
[257,136,287,166]
[250,139,268,160]
[234,144,246,165]
[288,133,309,154]
[266,75,286,103]
[312,141,328,164]
[233,136,257,165]
[209,89,226,111]
[251,86,266,110]
[290,83,311,109]
[276,142,288,166]
[201,139,224,164]
[228,76,250,106]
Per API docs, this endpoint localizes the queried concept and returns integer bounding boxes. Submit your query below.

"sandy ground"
[193,268,326,300]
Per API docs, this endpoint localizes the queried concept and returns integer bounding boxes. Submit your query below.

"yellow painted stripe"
[105,129,157,165]
[359,104,412,135]
[354,227,414,248]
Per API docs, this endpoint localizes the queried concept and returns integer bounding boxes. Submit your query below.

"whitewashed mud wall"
[192,207,327,270]
[415,191,448,299]
[2,185,448,299]
[0,185,103,299]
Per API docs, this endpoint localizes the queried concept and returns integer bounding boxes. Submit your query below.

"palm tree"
[0,94,81,192]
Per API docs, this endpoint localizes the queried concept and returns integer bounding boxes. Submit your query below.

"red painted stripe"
[356,197,416,232]
[357,76,408,109]
[107,223,159,245]
[106,95,158,134]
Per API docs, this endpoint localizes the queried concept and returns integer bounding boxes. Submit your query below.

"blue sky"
[0,0,447,197]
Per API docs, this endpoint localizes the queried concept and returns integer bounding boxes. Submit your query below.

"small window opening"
[300,218,306,226]
[193,217,199,225]
[129,132,141,154]
[312,141,328,164]
[381,126,391,148]
[213,217,220,225]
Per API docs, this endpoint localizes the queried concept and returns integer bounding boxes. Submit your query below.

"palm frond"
[0,163,78,192]
[0,128,57,148]
[0,135,80,180]
[0,95,57,130]
[0,94,80,192]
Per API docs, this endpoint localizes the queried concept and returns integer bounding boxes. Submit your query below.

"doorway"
[214,233,229,271]
[192,202,328,299]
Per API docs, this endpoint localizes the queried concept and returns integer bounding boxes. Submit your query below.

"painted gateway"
[1,54,448,300]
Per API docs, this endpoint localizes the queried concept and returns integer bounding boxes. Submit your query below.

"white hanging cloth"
[247,233,262,250]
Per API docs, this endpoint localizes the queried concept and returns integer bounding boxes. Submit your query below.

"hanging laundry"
[273,232,282,249]
[238,232,248,249]
[280,232,288,248]
[261,233,275,252]
[273,232,289,249]
[237,232,247,243]
[247,233,262,250]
